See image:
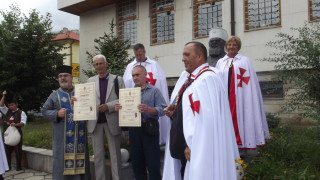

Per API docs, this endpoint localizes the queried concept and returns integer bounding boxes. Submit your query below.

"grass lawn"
[22,115,53,149]
[20,115,129,158]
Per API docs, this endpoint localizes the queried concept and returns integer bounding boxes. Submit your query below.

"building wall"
[74,0,314,118]
[79,5,117,82]
[57,0,85,9]
[58,40,80,84]
[79,0,311,80]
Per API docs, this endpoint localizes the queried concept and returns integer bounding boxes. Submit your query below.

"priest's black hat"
[56,65,72,74]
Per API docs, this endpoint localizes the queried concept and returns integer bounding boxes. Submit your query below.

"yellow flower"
[240,160,244,164]
[270,132,274,136]
[243,164,247,169]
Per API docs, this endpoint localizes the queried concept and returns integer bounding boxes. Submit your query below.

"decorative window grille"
[309,0,320,21]
[244,0,281,30]
[151,0,175,45]
[193,0,222,38]
[118,0,137,46]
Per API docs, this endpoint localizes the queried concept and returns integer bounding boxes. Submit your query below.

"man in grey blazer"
[87,54,125,180]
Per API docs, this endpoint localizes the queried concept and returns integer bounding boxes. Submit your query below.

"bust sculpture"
[207,28,228,67]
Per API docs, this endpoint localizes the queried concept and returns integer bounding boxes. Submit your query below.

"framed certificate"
[74,82,97,121]
[119,87,141,127]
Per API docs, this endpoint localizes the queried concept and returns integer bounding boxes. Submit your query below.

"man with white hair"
[87,55,125,180]
[207,28,228,67]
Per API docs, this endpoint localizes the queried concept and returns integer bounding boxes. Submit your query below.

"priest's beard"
[60,82,71,89]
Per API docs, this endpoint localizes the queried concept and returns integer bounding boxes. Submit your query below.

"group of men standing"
[42,43,171,180]
[42,28,269,180]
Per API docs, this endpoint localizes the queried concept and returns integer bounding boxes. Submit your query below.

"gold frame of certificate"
[74,82,97,121]
[119,87,141,127]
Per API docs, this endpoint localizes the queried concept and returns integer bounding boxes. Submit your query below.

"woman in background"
[215,36,270,154]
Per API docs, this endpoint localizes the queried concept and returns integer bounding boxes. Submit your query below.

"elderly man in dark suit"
[87,54,125,180]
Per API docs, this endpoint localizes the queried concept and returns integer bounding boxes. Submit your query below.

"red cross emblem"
[237,68,250,87]
[146,72,157,85]
[188,93,200,115]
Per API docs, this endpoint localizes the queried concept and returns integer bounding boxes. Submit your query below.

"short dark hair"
[5,90,18,104]
[133,43,145,51]
[185,41,208,61]
[7,98,18,104]
[132,65,147,74]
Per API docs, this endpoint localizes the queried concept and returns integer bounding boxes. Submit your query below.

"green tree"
[261,22,320,119]
[0,5,64,112]
[83,19,134,77]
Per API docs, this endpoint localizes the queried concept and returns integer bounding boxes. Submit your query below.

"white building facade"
[58,0,320,118]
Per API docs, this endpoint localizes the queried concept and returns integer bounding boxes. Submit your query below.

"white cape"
[123,57,170,144]
[162,64,239,180]
[0,129,9,174]
[216,54,270,149]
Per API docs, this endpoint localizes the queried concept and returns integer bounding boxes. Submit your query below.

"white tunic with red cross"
[162,63,239,180]
[216,53,270,149]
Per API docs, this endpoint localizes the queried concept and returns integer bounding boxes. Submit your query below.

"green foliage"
[23,116,52,149]
[83,19,134,77]
[0,5,64,112]
[260,22,320,120]
[266,113,281,129]
[246,123,320,179]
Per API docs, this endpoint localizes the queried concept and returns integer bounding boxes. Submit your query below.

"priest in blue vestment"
[42,65,90,180]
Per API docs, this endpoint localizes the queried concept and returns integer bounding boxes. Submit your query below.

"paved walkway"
[3,165,52,180]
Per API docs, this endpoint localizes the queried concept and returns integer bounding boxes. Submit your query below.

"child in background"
[0,90,27,171]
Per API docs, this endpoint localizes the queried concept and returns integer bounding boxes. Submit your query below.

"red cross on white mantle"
[237,67,250,87]
[188,93,200,115]
[146,72,157,85]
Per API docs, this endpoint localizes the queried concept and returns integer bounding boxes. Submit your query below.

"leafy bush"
[245,123,320,179]
[260,22,320,120]
[266,113,281,129]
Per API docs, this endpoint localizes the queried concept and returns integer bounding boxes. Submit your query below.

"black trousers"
[5,136,23,169]
[129,127,161,180]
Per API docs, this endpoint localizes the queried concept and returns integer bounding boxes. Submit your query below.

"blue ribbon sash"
[57,88,86,175]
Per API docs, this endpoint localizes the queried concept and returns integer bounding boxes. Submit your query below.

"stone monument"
[207,28,228,67]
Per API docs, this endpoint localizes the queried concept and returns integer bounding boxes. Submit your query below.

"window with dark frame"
[193,0,222,38]
[118,0,137,46]
[259,81,284,98]
[309,0,320,21]
[244,0,281,31]
[151,0,175,45]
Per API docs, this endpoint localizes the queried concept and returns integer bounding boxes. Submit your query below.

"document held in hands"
[74,82,97,121]
[119,87,141,127]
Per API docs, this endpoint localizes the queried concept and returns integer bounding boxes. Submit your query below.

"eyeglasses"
[93,62,105,67]
[58,74,71,78]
